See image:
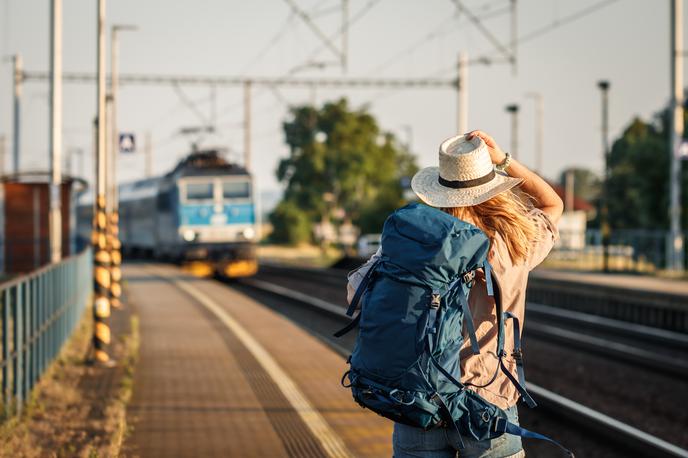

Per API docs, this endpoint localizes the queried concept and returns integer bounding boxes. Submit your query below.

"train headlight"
[242,227,255,240]
[182,229,197,242]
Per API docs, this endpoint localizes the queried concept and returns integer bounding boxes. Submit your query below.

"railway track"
[235,267,688,458]
[259,261,688,333]
[256,263,688,378]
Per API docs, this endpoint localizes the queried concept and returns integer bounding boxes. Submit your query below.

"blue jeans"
[393,405,524,458]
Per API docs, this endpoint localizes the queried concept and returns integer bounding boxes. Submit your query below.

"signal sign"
[119,133,136,154]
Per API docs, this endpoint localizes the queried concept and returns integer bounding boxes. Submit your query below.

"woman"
[347,130,563,458]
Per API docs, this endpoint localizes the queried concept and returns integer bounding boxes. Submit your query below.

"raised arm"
[466,130,564,225]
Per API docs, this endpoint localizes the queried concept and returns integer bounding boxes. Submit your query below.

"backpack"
[335,203,572,456]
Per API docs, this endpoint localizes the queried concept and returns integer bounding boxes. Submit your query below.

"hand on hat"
[465,130,507,165]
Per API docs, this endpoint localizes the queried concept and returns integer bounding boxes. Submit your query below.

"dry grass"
[257,243,342,267]
[0,306,139,458]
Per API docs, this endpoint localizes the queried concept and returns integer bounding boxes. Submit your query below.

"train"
[77,149,258,278]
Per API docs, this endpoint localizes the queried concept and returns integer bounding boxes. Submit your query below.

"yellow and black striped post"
[108,210,122,309]
[92,196,111,363]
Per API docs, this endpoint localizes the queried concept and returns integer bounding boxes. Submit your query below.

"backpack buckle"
[462,271,476,284]
[512,348,523,363]
[430,291,441,308]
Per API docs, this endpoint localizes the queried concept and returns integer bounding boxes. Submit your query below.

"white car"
[357,233,382,259]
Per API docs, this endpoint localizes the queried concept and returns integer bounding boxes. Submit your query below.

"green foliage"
[558,167,602,207]
[271,98,418,241]
[268,200,312,245]
[605,111,688,230]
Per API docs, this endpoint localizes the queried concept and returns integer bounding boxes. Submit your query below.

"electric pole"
[244,80,252,171]
[92,0,111,364]
[12,54,22,174]
[598,80,611,273]
[505,104,519,159]
[109,24,136,310]
[0,135,5,176]
[49,0,63,263]
[145,131,152,178]
[670,0,684,271]
[457,52,468,134]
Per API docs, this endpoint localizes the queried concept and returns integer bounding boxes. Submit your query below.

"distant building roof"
[550,182,595,212]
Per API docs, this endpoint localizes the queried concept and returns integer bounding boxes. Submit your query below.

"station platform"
[120,263,391,458]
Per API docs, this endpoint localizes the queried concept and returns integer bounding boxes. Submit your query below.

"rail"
[239,275,688,457]
[0,248,92,417]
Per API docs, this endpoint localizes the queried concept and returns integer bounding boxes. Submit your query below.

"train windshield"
[222,181,250,200]
[185,182,214,201]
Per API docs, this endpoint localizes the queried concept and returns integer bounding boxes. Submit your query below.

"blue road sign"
[119,133,136,153]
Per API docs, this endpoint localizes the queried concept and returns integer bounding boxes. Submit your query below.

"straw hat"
[411,134,523,208]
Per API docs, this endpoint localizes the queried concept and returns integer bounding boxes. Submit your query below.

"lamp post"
[598,80,611,273]
[669,0,684,271]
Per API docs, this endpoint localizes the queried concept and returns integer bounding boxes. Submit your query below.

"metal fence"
[0,248,92,416]
[547,229,688,273]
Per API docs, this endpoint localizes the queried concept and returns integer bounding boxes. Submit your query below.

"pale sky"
[0,0,682,209]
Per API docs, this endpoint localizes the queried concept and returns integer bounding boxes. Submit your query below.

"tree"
[268,200,311,245]
[270,98,418,243]
[605,110,688,230]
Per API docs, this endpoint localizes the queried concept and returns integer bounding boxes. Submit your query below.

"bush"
[268,201,312,245]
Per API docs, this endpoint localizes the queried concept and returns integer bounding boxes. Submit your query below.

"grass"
[257,243,343,268]
[0,306,140,458]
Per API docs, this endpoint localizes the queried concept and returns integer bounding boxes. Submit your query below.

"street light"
[505,104,519,159]
[598,80,611,273]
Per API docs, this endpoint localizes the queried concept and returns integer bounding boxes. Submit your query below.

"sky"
[0,0,683,211]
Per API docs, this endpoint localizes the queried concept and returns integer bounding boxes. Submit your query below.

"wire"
[514,0,620,49]
[238,11,297,75]
[287,0,383,75]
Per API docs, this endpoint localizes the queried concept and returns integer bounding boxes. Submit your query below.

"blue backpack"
[336,203,572,456]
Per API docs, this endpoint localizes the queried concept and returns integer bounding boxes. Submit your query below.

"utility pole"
[12,54,22,174]
[565,169,575,213]
[0,135,5,176]
[49,0,63,264]
[92,0,111,364]
[109,24,135,310]
[505,104,519,159]
[457,52,468,134]
[244,80,252,171]
[145,131,152,178]
[598,80,611,273]
[526,92,544,173]
[670,0,684,272]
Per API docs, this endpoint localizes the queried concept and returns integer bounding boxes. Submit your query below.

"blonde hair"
[441,190,539,265]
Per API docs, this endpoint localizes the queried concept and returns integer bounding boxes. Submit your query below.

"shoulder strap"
[334,259,380,338]
[499,312,537,408]
[345,258,380,317]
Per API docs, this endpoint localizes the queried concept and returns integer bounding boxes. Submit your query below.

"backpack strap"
[493,418,575,457]
[345,259,380,317]
[335,259,381,338]
[429,392,465,449]
[499,312,537,408]
[458,292,480,355]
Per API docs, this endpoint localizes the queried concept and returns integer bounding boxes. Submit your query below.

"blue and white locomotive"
[78,149,258,277]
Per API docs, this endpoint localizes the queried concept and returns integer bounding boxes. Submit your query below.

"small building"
[0,173,86,275]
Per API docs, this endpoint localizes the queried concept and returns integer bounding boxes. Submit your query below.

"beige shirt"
[346,208,559,410]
